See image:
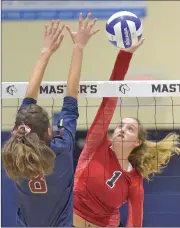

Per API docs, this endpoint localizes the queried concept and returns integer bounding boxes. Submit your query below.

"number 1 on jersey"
[106,171,122,188]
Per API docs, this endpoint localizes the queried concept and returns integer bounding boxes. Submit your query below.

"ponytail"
[2,125,55,181]
[129,133,180,180]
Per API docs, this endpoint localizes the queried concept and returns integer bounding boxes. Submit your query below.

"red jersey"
[74,50,144,227]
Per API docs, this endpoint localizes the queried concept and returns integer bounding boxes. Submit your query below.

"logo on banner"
[6,85,17,95]
[40,84,97,94]
[119,84,130,94]
[152,84,180,93]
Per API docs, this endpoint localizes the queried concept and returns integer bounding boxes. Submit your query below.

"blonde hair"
[128,119,180,180]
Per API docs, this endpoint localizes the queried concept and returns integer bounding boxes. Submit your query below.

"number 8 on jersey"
[29,175,47,193]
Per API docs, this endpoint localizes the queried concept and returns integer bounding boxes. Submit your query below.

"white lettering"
[124,27,130,46]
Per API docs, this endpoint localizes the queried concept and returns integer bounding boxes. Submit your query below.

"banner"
[2,1,147,21]
[2,80,180,99]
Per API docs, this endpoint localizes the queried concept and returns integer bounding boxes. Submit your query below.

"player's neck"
[121,160,133,172]
[111,144,132,172]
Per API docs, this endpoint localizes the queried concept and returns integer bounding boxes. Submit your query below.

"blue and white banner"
[2,1,147,21]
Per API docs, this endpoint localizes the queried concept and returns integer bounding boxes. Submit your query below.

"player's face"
[112,118,140,150]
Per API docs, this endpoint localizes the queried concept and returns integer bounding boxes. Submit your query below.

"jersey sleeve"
[126,178,144,227]
[52,96,79,154]
[77,50,133,165]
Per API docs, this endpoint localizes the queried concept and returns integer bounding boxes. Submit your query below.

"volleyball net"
[2,80,180,134]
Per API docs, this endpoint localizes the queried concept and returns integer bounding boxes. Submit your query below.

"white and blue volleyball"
[106,11,143,48]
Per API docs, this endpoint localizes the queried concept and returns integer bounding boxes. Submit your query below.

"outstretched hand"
[123,38,145,53]
[42,20,65,54]
[65,13,100,49]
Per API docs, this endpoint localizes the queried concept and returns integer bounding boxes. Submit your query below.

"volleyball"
[106,11,143,49]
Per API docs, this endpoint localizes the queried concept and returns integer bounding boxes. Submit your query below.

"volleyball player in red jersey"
[73,40,180,227]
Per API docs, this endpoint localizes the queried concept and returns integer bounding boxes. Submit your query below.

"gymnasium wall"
[2,1,180,131]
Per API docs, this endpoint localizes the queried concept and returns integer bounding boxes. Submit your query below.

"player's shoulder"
[130,169,143,179]
[129,170,144,187]
[99,138,112,151]
[122,168,143,184]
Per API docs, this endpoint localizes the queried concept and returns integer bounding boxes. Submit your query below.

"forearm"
[25,51,51,99]
[66,44,83,99]
[110,50,133,81]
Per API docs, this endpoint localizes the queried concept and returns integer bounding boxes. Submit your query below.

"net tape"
[2,80,180,98]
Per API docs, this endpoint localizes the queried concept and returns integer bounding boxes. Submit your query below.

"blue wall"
[2,130,180,227]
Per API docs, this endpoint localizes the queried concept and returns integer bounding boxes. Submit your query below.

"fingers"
[56,34,64,48]
[78,13,83,30]
[65,25,75,43]
[53,24,65,41]
[47,21,54,36]
[87,18,98,33]
[44,24,48,38]
[124,37,145,53]
[46,20,65,39]
[63,12,99,48]
[82,13,99,34]
[45,13,98,42]
[90,28,100,37]
[65,25,73,36]
[52,20,60,35]
[136,38,145,47]
[84,13,91,29]
[86,17,100,37]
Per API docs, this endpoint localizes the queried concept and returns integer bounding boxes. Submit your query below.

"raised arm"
[78,39,145,162]
[19,21,65,109]
[85,50,133,149]
[65,13,99,99]
[54,13,100,143]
